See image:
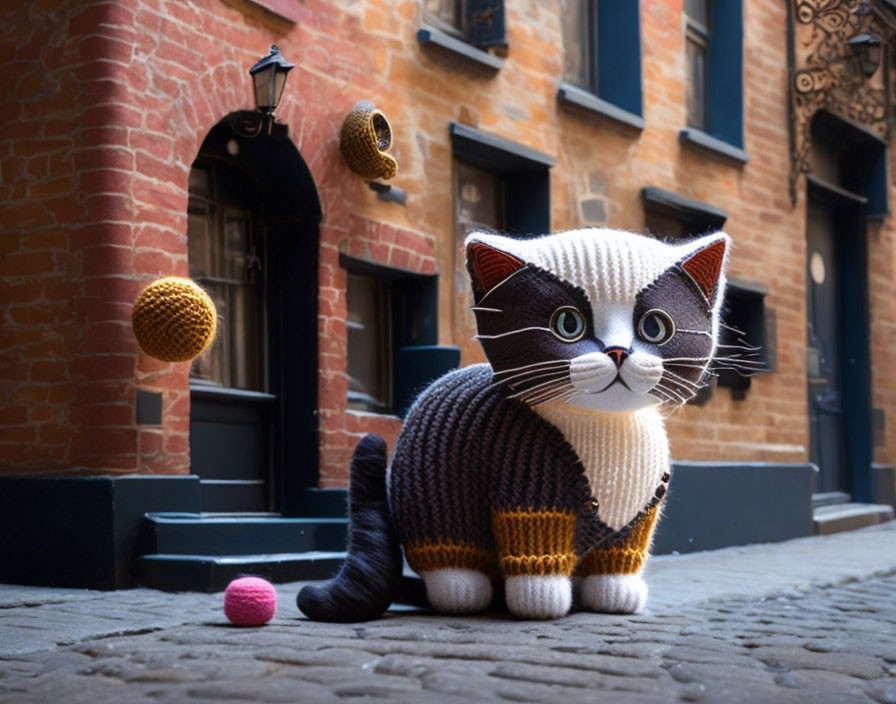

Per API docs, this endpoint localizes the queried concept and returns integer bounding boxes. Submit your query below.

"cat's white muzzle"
[568,351,664,411]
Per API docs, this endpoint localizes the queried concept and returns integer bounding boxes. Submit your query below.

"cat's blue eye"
[637,309,675,346]
[550,307,586,342]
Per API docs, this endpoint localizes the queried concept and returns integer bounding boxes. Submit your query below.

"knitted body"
[389,364,668,618]
[298,227,730,622]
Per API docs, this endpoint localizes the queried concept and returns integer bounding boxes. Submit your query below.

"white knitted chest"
[535,404,669,530]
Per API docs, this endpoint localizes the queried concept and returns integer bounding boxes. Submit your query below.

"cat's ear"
[465,235,526,300]
[678,232,730,304]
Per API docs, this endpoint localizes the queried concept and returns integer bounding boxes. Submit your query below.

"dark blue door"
[806,200,846,493]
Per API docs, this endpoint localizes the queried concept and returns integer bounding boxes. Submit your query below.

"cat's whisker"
[493,368,569,391]
[655,381,692,404]
[720,322,746,336]
[500,370,570,392]
[651,387,684,409]
[514,377,572,401]
[493,359,570,377]
[470,306,503,313]
[714,357,766,367]
[661,369,704,389]
[553,388,581,403]
[474,326,552,340]
[490,364,570,389]
[713,367,762,378]
[508,377,570,401]
[661,356,713,363]
[716,343,763,352]
[675,328,713,337]
[665,363,710,373]
[526,383,577,406]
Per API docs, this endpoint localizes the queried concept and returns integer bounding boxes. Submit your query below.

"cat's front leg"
[493,509,577,619]
[577,505,660,614]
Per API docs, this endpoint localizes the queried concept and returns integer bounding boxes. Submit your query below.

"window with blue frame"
[680,0,748,163]
[418,0,507,71]
[557,0,643,130]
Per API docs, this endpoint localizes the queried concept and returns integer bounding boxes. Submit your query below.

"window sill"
[189,384,277,402]
[679,128,750,165]
[345,407,402,423]
[557,82,645,131]
[417,25,504,72]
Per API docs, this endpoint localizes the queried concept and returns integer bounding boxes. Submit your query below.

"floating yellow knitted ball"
[132,277,217,362]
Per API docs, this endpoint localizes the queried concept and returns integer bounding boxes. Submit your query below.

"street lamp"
[848,33,883,79]
[249,44,295,116]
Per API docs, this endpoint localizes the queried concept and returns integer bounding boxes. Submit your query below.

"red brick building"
[1,0,894,589]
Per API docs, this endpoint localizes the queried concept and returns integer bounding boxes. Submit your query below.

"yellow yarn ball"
[132,277,217,362]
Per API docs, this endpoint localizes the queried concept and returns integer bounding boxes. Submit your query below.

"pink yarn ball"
[224,577,278,626]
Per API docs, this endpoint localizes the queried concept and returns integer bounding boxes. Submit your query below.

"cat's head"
[465,228,730,412]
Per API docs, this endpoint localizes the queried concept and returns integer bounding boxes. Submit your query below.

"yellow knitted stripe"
[405,539,496,575]
[577,547,648,575]
[493,509,577,577]
[577,505,660,576]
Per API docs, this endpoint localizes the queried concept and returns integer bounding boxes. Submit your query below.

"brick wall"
[3,0,896,485]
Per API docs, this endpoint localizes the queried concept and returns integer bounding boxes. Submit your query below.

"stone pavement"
[1,522,895,703]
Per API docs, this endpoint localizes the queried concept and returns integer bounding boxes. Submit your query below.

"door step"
[141,513,348,556]
[813,502,895,535]
[135,551,346,592]
[811,491,851,509]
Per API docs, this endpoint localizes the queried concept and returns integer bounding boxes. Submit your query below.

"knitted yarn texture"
[132,277,217,362]
[339,101,398,180]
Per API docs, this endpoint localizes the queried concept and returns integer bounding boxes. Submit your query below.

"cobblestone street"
[2,522,895,703]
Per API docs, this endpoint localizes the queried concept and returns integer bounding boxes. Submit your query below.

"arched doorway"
[187,114,321,515]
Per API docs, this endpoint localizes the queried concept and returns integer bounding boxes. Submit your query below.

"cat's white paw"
[422,568,493,614]
[505,575,572,619]
[581,573,648,614]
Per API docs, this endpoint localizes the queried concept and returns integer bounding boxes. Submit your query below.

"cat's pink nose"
[604,347,629,368]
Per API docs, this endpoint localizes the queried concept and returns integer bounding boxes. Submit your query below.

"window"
[557,1,643,129]
[418,0,507,71]
[684,0,709,131]
[560,0,598,92]
[342,257,443,416]
[346,273,392,412]
[718,280,774,400]
[678,0,747,162]
[642,186,773,401]
[187,161,265,392]
[453,159,505,363]
[449,122,554,364]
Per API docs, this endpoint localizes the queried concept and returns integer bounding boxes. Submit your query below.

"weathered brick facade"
[2,0,895,490]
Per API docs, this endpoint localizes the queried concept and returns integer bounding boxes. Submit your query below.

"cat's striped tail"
[297,434,402,622]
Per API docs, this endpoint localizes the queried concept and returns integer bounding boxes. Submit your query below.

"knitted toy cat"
[299,227,730,621]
